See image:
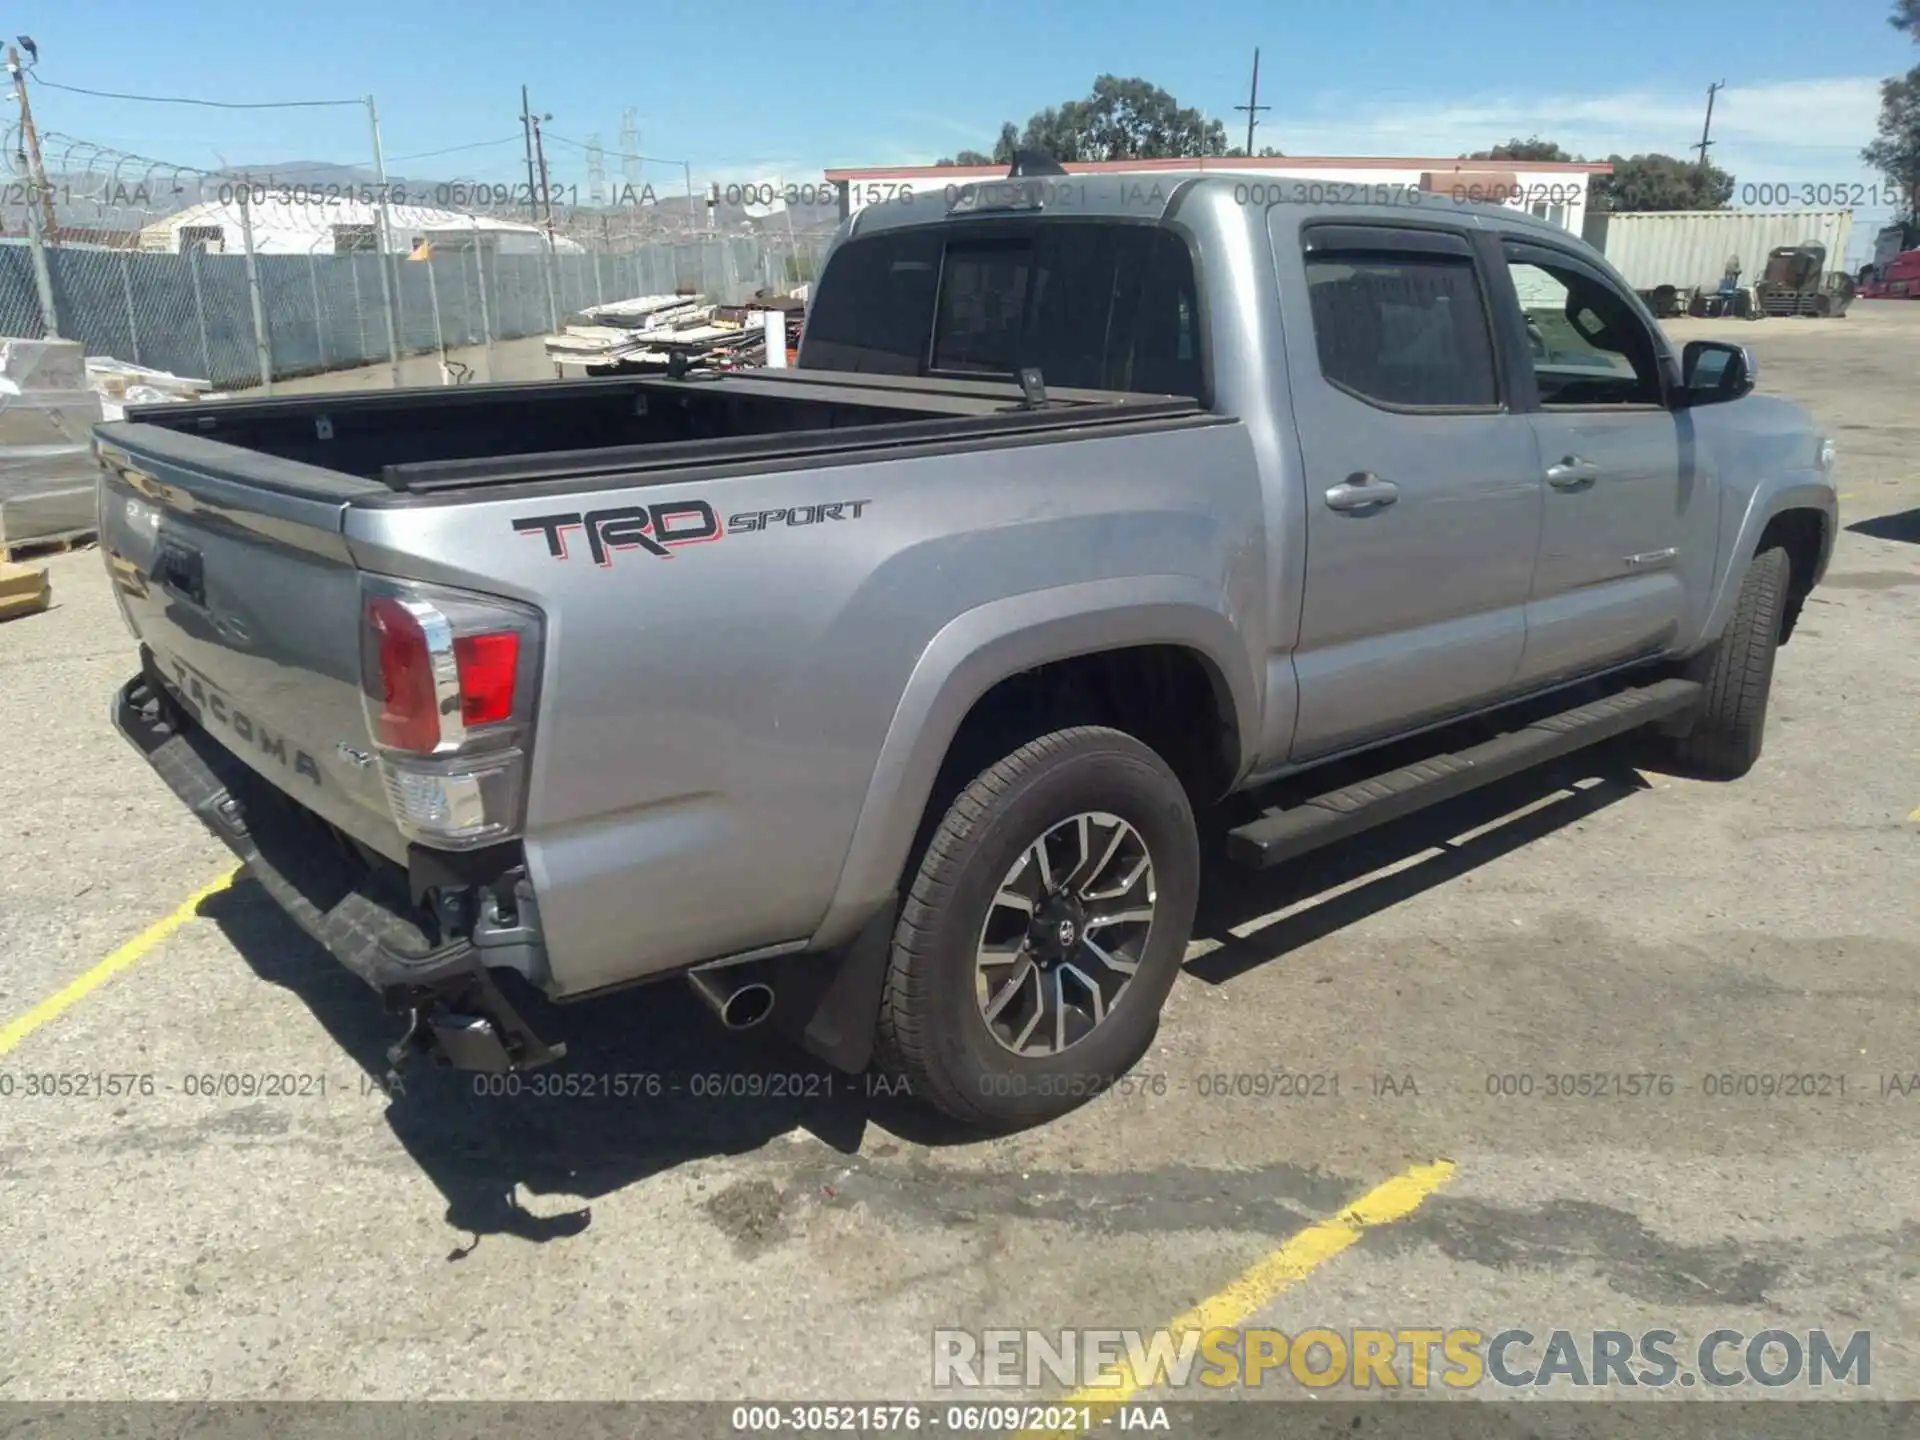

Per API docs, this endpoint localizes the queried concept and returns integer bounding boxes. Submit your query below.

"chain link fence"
[4,133,834,392]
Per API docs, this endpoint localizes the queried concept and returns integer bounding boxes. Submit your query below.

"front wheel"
[876,727,1200,1129]
[1661,545,1791,779]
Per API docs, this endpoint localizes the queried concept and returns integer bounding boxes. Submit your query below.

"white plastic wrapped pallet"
[0,338,105,545]
[0,337,87,392]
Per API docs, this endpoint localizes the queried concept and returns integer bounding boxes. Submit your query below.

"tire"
[1667,545,1791,779]
[876,726,1200,1129]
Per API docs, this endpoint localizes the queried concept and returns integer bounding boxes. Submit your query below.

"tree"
[1862,67,1920,221]
[1224,145,1286,158]
[934,150,996,168]
[1894,0,1919,36]
[936,77,1228,166]
[1464,137,1580,163]
[1593,153,1735,211]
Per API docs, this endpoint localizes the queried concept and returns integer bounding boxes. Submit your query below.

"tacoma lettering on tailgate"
[169,660,322,786]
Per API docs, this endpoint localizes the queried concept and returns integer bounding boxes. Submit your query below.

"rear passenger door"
[1496,239,1701,685]
[1276,219,1543,761]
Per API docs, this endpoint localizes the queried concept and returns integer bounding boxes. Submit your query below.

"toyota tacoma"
[98,163,1838,1127]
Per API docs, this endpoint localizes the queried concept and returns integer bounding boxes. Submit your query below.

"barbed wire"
[2,125,829,393]
[11,125,839,252]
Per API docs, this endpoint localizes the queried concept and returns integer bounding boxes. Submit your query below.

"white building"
[824,155,1611,236]
[137,196,585,256]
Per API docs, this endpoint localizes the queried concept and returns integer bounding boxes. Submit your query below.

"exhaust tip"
[721,983,775,1030]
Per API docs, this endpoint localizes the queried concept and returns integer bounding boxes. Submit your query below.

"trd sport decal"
[513,501,722,566]
[513,497,870,568]
[727,499,871,532]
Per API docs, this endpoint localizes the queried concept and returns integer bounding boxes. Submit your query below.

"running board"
[1225,678,1701,869]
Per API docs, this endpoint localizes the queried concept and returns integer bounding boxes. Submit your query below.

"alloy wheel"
[973,810,1158,1056]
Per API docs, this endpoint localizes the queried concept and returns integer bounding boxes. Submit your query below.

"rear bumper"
[112,664,891,1077]
[113,668,476,994]
[112,666,566,1071]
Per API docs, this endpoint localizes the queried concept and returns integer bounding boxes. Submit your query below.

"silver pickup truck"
[98,165,1837,1127]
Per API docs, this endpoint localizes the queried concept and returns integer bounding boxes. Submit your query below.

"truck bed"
[92,366,1223,887]
[111,369,1202,498]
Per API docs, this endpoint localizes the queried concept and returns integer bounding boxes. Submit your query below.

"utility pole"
[1693,81,1726,169]
[1233,47,1270,157]
[365,93,402,386]
[517,89,558,331]
[519,85,542,225]
[586,133,606,207]
[530,112,555,242]
[7,44,58,240]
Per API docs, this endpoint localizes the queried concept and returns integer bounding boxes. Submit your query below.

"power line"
[386,135,524,164]
[35,76,362,109]
[542,130,686,166]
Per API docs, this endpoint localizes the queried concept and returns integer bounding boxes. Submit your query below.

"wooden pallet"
[1,528,98,564]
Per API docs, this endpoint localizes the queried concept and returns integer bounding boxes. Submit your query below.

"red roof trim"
[825,156,1612,181]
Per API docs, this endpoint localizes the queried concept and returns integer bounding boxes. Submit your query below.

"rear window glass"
[802,222,1205,399]
[794,227,943,376]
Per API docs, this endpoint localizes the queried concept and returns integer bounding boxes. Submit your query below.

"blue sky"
[13,0,1913,205]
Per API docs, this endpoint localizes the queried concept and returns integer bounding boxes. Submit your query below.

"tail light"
[359,576,543,850]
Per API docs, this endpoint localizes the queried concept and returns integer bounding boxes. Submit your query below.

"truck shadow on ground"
[1846,506,1920,544]
[1188,749,1651,986]
[199,742,1652,1248]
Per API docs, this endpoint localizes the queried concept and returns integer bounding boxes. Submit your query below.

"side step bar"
[1225,678,1701,869]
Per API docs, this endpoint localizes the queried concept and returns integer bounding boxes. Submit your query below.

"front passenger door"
[1500,240,1710,686]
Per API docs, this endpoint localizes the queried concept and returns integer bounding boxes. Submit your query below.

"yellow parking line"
[1908,806,1920,824]
[0,866,242,1057]
[1014,1158,1456,1434]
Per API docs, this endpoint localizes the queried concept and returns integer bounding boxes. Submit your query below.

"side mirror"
[1679,339,1757,405]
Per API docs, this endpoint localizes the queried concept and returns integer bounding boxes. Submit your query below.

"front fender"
[1697,472,1836,648]
[809,575,1259,950]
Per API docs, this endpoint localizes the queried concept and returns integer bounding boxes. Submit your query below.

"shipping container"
[1872,222,1914,270]
[1596,210,1853,291]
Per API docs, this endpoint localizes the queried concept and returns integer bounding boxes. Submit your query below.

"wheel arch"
[809,577,1259,951]
[1698,481,1835,650]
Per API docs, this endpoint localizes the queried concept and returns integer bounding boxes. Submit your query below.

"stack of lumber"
[0,559,50,622]
[545,289,810,373]
[87,357,216,421]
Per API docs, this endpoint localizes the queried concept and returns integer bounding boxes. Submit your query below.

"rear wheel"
[876,726,1199,1129]
[1663,545,1791,779]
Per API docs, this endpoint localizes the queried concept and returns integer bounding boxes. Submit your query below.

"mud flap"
[769,899,897,1076]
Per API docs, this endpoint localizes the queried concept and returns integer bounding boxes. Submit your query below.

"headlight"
[1817,437,1836,473]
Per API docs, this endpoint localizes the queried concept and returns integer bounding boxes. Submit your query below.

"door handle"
[1324,474,1399,512]
[154,541,206,606]
[1545,457,1599,489]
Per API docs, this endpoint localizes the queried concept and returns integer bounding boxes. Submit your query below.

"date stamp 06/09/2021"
[3,1067,1918,1105]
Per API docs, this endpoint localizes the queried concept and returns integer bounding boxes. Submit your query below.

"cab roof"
[842,169,1577,244]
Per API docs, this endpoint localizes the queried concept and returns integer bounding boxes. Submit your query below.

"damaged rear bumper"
[111,667,563,1073]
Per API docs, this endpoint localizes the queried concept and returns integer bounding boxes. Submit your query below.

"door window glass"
[1303,249,1499,408]
[1506,248,1664,406]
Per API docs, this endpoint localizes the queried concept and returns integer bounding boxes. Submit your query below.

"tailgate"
[95,422,409,862]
